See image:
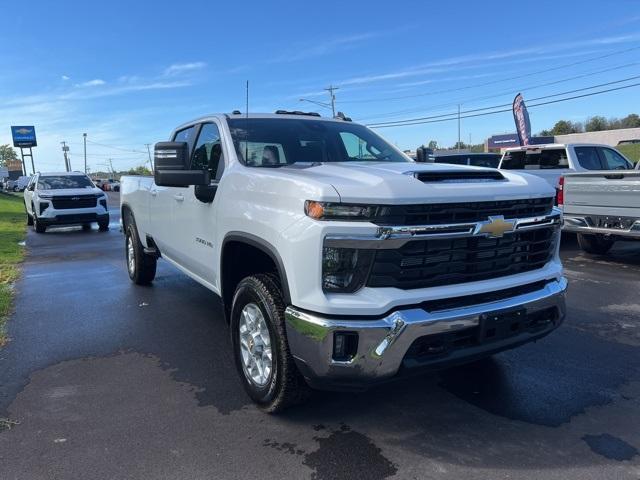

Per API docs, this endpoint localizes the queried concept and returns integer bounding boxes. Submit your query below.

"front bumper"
[285,277,567,391]
[563,215,640,239]
[38,212,109,226]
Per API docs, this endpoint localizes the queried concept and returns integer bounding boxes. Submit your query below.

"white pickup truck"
[121,112,567,412]
[498,143,635,190]
[562,168,640,254]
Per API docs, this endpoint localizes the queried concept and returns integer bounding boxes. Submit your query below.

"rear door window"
[574,146,603,170]
[501,148,569,169]
[598,147,632,170]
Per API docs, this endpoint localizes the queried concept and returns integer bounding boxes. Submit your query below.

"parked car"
[24,172,109,233]
[498,143,634,190]
[561,170,640,254]
[432,152,501,168]
[107,178,120,192]
[121,111,567,412]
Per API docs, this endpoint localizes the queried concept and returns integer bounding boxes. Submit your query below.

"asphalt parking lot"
[1,192,639,480]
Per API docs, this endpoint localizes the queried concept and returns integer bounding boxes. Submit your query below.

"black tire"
[98,217,110,232]
[125,222,156,285]
[33,215,46,233]
[82,223,92,231]
[577,233,614,255]
[230,274,310,413]
[26,210,33,226]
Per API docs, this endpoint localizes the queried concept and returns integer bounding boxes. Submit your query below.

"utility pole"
[83,133,87,173]
[145,143,153,171]
[61,141,70,171]
[108,158,114,174]
[457,104,461,152]
[324,85,339,117]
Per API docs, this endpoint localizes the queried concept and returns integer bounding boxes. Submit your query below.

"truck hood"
[278,162,555,203]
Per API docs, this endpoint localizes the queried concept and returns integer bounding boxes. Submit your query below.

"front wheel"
[98,217,110,231]
[33,215,46,233]
[125,223,156,284]
[230,274,310,413]
[577,233,614,255]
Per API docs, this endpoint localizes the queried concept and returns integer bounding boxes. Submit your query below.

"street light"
[83,133,87,174]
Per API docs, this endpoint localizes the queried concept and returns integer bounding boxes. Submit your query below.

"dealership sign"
[10,126,37,148]
[512,94,531,146]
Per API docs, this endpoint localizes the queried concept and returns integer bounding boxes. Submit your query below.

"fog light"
[332,332,358,361]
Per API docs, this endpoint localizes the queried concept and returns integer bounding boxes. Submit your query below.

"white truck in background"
[121,111,567,412]
[498,143,635,191]
[562,168,640,254]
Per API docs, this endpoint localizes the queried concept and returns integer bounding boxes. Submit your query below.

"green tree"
[427,140,438,149]
[585,116,608,132]
[0,144,19,167]
[125,165,152,176]
[621,113,640,128]
[550,120,582,135]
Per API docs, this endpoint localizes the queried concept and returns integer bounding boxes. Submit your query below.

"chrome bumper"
[285,278,567,390]
[563,215,640,238]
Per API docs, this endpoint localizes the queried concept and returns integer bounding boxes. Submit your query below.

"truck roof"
[502,143,614,152]
[173,112,350,132]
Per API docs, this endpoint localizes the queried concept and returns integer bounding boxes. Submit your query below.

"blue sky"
[1,0,639,172]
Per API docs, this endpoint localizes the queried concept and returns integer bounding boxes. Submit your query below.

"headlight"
[38,193,53,198]
[322,247,374,293]
[305,201,383,221]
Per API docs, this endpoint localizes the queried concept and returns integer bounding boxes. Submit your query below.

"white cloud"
[163,62,206,76]
[75,79,106,88]
[61,75,70,81]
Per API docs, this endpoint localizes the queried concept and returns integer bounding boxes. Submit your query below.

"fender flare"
[221,232,292,305]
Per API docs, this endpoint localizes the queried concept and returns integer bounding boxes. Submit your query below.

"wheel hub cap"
[127,237,135,275]
[239,303,272,387]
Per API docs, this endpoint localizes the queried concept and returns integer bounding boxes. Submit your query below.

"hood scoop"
[412,170,505,183]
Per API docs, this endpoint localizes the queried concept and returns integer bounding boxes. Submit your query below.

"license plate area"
[478,308,526,343]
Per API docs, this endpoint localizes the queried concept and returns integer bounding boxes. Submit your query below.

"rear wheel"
[230,274,310,413]
[26,207,33,226]
[577,233,614,255]
[125,223,156,284]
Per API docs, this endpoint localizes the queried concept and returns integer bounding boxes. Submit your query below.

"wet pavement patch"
[303,426,397,480]
[438,328,640,427]
[582,434,639,461]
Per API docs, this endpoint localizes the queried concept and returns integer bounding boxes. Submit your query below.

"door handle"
[173,193,184,202]
[150,189,158,197]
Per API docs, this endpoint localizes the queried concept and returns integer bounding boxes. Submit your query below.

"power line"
[367,75,640,127]
[369,81,640,128]
[359,60,640,122]
[340,45,640,105]
[85,139,147,154]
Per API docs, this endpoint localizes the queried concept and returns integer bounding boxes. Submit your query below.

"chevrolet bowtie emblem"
[476,215,515,238]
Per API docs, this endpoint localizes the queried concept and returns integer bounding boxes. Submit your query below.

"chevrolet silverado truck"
[121,112,567,412]
[498,143,635,190]
[562,169,640,254]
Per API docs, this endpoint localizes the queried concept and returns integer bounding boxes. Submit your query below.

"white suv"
[24,172,110,233]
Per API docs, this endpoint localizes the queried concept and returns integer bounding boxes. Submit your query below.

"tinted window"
[173,125,198,156]
[599,147,631,170]
[574,146,603,170]
[192,123,225,180]
[38,175,94,189]
[501,148,569,169]
[227,118,410,166]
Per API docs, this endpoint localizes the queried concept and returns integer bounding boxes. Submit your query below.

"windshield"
[227,118,410,166]
[38,175,94,190]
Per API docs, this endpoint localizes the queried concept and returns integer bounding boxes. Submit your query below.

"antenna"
[245,80,249,163]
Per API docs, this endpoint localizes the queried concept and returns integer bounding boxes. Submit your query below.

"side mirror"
[154,141,210,187]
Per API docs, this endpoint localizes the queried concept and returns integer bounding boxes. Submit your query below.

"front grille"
[367,227,556,290]
[373,197,554,226]
[51,195,98,209]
